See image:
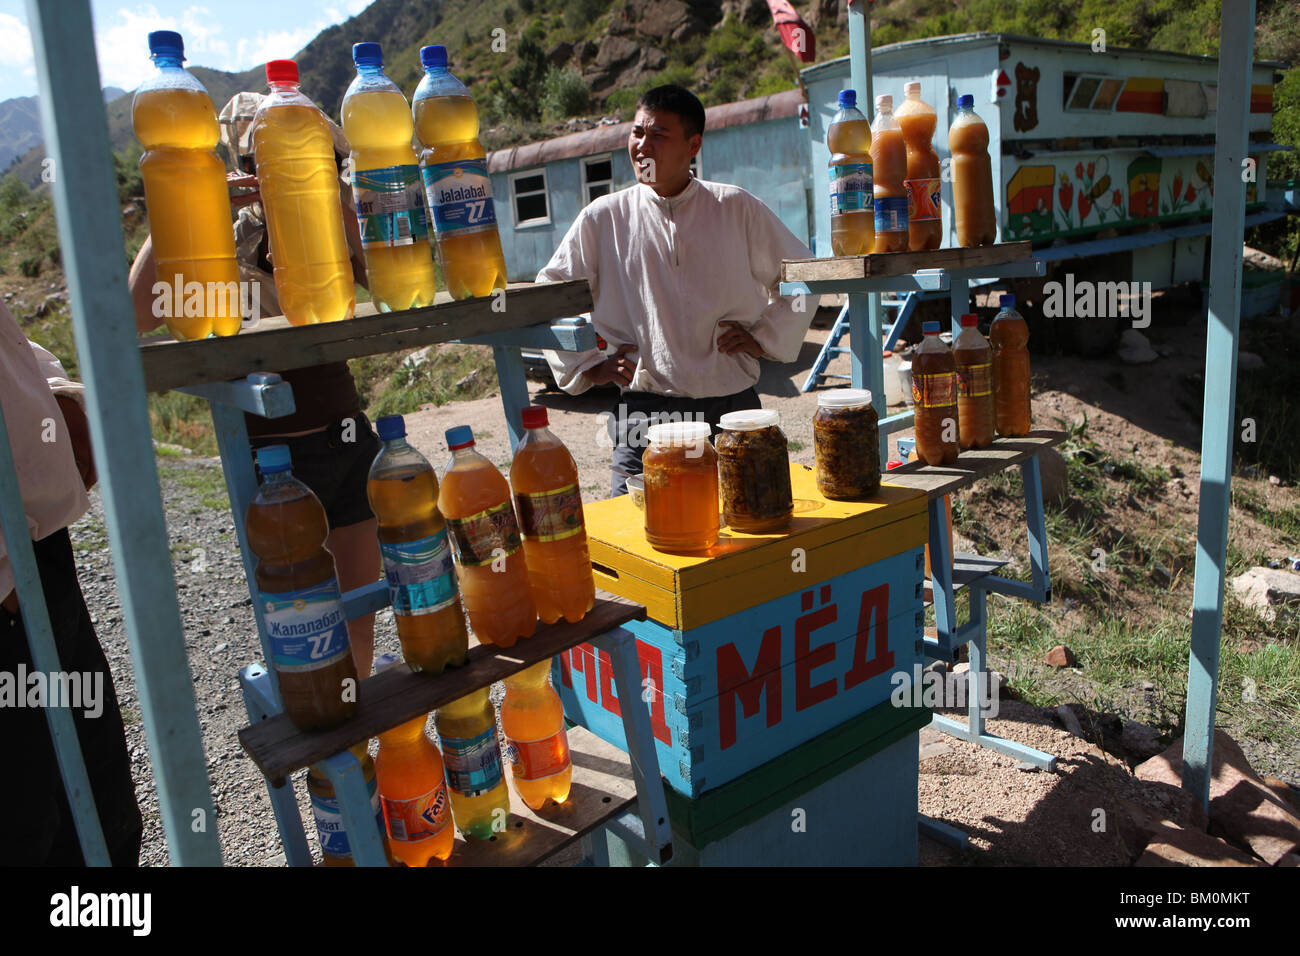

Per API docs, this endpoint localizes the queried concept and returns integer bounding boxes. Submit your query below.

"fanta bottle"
[413,45,508,299]
[948,94,997,247]
[341,42,437,312]
[252,59,355,324]
[367,414,469,673]
[827,89,874,256]
[509,407,595,625]
[501,659,572,810]
[436,687,511,840]
[912,321,960,466]
[990,294,1032,436]
[437,426,537,646]
[375,712,454,865]
[870,94,908,253]
[132,30,241,340]
[953,314,995,449]
[246,444,358,731]
[894,82,942,251]
[307,741,393,866]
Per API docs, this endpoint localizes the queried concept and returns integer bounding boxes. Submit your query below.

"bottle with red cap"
[953,313,994,449]
[437,425,537,647]
[509,406,595,624]
[251,58,355,325]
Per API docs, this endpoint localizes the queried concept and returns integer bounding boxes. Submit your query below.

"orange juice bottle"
[953,314,994,449]
[948,94,997,247]
[341,42,437,312]
[252,59,355,325]
[509,406,595,625]
[375,712,454,866]
[894,81,942,251]
[307,741,393,866]
[501,659,572,810]
[437,426,537,647]
[870,94,908,253]
[990,294,1032,436]
[367,414,469,673]
[132,30,241,340]
[413,45,508,299]
[912,321,960,466]
[827,89,874,256]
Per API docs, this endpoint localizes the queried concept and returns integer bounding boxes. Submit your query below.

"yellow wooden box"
[584,464,928,631]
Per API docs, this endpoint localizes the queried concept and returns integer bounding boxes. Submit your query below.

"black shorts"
[249,412,382,529]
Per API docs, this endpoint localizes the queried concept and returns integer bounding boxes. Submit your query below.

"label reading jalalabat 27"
[514,483,585,543]
[829,162,873,215]
[421,158,498,236]
[259,579,352,672]
[380,529,458,616]
[311,775,383,859]
[445,501,522,567]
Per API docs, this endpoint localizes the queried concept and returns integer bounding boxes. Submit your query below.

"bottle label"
[874,195,909,234]
[445,501,522,567]
[956,362,993,398]
[382,782,451,843]
[259,580,352,673]
[905,177,942,222]
[912,372,957,408]
[504,729,571,782]
[829,162,873,215]
[514,483,585,543]
[311,774,383,859]
[421,158,498,237]
[380,529,459,616]
[441,727,505,797]
[353,164,430,247]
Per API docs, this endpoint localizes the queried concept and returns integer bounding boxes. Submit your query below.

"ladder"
[800,292,920,392]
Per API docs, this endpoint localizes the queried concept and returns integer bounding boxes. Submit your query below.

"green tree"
[542,67,590,119]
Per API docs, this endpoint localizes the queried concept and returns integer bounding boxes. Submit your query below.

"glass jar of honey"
[716,409,792,533]
[813,388,881,500]
[642,421,719,552]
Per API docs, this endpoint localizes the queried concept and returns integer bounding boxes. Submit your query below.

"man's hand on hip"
[716,321,763,358]
[587,343,639,387]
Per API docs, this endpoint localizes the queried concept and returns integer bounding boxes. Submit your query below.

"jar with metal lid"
[716,409,793,533]
[813,388,880,500]
[642,421,719,552]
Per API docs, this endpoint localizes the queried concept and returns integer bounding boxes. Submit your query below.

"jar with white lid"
[642,420,719,552]
[813,388,880,499]
[716,409,793,533]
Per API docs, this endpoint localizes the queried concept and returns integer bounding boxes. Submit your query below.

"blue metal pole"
[0,399,109,864]
[1181,1,1255,810]
[25,0,220,863]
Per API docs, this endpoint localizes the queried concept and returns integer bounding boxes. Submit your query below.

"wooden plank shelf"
[138,278,592,392]
[923,552,1010,606]
[238,591,643,783]
[781,241,1032,283]
[446,726,640,867]
[882,431,1066,500]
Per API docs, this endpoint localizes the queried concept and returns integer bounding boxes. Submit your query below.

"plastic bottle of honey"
[948,94,997,247]
[911,321,960,466]
[953,313,995,449]
[827,89,874,256]
[894,81,942,251]
[870,94,908,253]
[990,294,1032,436]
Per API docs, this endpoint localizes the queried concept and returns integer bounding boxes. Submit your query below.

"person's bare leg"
[327,518,380,678]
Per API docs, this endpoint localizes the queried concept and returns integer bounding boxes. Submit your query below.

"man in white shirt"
[539,85,813,494]
[0,302,142,865]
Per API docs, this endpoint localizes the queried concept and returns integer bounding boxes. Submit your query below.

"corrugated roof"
[486,87,806,175]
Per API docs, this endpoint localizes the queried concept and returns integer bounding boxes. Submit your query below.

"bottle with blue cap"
[342,42,437,312]
[366,414,468,673]
[412,45,509,299]
[437,425,538,647]
[948,92,997,247]
[912,320,960,465]
[826,88,875,256]
[990,293,1032,435]
[131,30,242,341]
[245,444,358,731]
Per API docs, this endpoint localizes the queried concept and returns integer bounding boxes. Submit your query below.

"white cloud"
[0,13,33,70]
[94,4,233,92]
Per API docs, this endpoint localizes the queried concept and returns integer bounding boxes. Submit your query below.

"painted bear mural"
[1014,62,1040,133]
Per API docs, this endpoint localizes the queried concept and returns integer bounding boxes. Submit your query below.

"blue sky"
[0,0,374,101]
